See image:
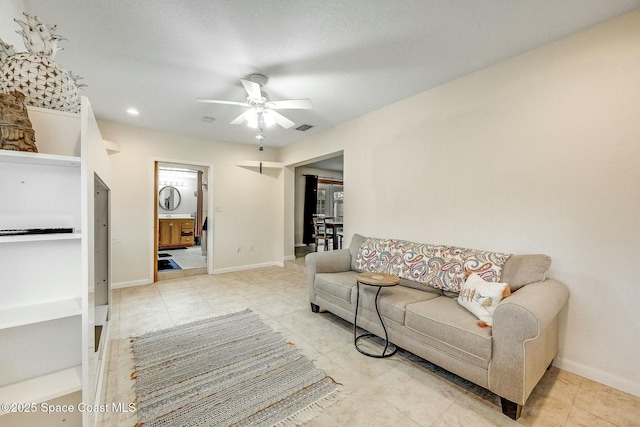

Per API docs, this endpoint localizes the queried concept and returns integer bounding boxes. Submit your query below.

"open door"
[153,161,159,282]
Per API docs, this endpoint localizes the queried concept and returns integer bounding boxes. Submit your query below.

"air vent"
[295,124,314,131]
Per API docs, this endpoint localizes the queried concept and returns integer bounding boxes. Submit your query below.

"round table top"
[356,272,400,287]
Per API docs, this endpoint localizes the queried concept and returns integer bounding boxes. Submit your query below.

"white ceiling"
[15,0,640,148]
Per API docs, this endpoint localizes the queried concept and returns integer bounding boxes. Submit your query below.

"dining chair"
[313,217,333,251]
[336,230,344,249]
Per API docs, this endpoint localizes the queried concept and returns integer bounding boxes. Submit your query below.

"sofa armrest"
[489,279,569,405]
[306,249,352,274]
[306,249,352,306]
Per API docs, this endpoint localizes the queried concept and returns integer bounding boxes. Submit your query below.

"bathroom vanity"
[158,217,194,249]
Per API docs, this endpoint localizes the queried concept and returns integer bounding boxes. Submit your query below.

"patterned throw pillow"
[353,237,511,293]
[458,273,511,327]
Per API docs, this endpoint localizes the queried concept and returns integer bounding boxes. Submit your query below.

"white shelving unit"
[0,101,112,426]
[0,298,82,330]
[0,142,84,413]
[0,366,82,406]
[0,232,82,243]
[0,150,81,167]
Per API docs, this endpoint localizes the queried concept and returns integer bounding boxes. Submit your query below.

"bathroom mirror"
[159,186,181,211]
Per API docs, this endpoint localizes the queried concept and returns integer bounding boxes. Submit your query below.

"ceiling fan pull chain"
[257,122,265,175]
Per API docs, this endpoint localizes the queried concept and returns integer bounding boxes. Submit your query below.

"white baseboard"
[213,261,283,274]
[112,279,151,289]
[113,261,293,287]
[283,255,296,261]
[554,356,640,398]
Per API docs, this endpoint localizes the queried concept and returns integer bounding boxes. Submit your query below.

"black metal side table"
[354,272,400,358]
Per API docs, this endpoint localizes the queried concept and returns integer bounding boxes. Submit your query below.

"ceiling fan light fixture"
[243,109,276,129]
[244,110,258,128]
[262,110,276,127]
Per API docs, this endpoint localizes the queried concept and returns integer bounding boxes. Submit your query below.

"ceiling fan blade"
[230,112,247,125]
[196,99,249,107]
[240,79,262,100]
[267,99,313,110]
[269,110,295,129]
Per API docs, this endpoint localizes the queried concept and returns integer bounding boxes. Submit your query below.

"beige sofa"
[306,234,569,420]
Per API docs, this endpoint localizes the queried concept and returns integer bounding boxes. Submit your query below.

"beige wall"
[98,121,284,286]
[280,11,640,397]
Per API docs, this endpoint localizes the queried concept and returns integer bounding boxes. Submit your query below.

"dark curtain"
[303,175,318,244]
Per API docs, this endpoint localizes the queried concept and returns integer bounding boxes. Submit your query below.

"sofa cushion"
[315,272,359,303]
[501,254,551,291]
[398,277,442,295]
[405,297,493,362]
[458,273,510,327]
[351,284,439,324]
[354,236,511,293]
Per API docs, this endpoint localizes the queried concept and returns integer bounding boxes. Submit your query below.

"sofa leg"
[500,397,522,420]
[310,303,320,313]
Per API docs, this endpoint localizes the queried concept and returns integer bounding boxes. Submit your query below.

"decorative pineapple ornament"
[0,12,85,113]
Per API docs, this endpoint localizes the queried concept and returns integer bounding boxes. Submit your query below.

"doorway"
[153,161,212,281]
[294,154,344,258]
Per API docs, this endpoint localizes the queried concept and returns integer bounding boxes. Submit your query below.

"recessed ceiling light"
[127,108,140,116]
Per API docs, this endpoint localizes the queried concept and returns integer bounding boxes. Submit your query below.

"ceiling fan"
[197,74,313,129]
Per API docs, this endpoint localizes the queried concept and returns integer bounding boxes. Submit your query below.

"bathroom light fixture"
[126,108,140,116]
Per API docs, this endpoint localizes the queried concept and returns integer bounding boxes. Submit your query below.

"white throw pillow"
[458,273,511,327]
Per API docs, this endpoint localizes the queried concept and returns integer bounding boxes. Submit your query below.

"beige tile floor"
[100,263,640,427]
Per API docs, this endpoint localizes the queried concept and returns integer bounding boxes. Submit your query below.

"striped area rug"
[130,309,341,427]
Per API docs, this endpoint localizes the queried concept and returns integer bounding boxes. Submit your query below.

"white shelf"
[0,232,81,244]
[0,366,82,408]
[0,298,82,330]
[236,160,284,169]
[0,150,81,168]
[27,104,80,119]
